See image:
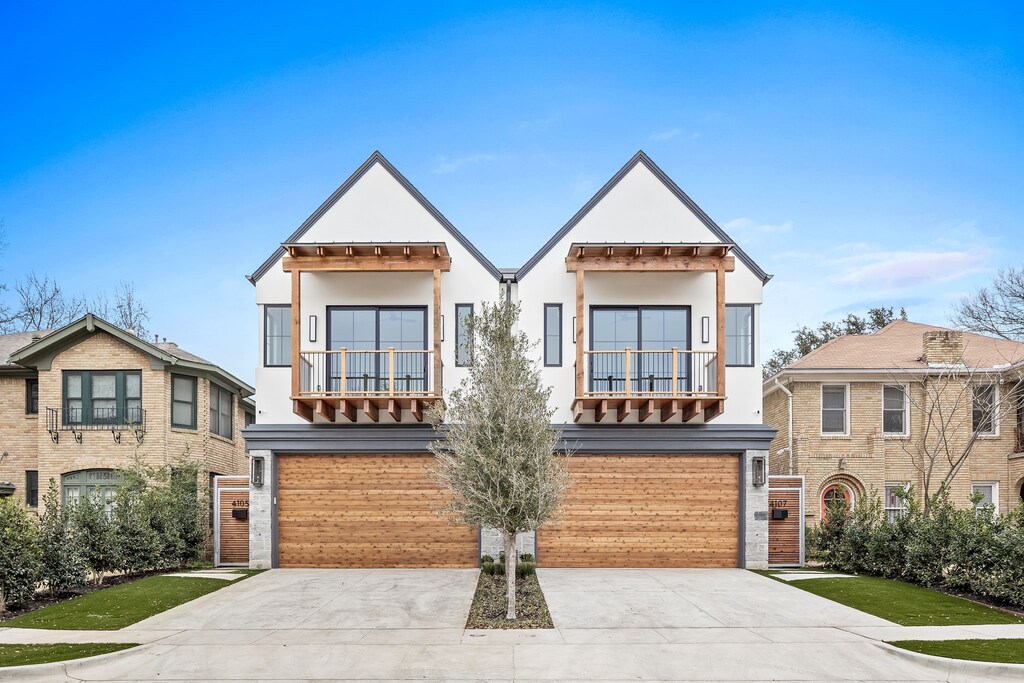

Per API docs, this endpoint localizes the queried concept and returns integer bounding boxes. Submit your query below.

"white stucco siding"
[253,161,501,425]
[516,162,766,424]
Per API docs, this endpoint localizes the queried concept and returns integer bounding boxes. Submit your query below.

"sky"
[1,2,1022,384]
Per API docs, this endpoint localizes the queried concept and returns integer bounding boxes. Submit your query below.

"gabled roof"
[515,151,772,283]
[248,151,502,284]
[7,314,254,396]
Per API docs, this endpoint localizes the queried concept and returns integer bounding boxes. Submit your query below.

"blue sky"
[2,2,1022,383]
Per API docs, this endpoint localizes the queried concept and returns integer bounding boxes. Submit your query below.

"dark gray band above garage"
[242,423,776,455]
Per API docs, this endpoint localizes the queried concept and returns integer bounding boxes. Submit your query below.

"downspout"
[775,377,794,475]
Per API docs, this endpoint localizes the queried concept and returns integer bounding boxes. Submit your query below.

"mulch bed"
[466,573,554,629]
[0,568,175,622]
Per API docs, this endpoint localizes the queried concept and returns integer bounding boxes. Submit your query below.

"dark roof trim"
[516,151,772,283]
[242,423,775,455]
[248,151,502,284]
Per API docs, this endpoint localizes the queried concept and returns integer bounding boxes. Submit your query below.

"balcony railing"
[298,349,437,398]
[1015,426,1024,454]
[46,407,146,444]
[583,349,719,398]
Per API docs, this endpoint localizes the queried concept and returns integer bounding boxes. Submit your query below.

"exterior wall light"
[702,316,711,344]
[308,315,317,343]
[251,456,265,488]
[751,454,766,487]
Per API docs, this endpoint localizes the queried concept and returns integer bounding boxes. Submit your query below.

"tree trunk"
[504,531,516,620]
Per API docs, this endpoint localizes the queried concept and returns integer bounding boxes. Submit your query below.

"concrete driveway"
[6,568,1017,682]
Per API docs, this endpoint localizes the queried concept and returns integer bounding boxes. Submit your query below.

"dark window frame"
[209,382,234,440]
[326,305,430,393]
[170,374,198,430]
[725,304,755,368]
[26,378,39,415]
[62,370,142,426]
[544,303,562,367]
[588,305,692,393]
[455,303,474,367]
[25,470,38,507]
[263,304,292,368]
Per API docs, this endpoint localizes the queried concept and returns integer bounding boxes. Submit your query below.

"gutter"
[774,377,794,475]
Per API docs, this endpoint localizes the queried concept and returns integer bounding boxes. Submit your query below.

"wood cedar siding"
[767,476,803,567]
[216,477,250,565]
[538,454,740,568]
[275,454,478,568]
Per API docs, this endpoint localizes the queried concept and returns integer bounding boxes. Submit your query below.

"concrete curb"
[0,643,147,681]
[874,641,1024,682]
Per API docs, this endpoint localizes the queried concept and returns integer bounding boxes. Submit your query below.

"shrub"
[72,491,120,585]
[38,479,87,596]
[520,553,534,563]
[0,498,41,610]
[480,555,494,564]
[111,469,159,575]
[515,561,536,578]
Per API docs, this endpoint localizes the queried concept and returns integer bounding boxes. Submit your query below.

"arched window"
[821,484,852,518]
[61,470,123,513]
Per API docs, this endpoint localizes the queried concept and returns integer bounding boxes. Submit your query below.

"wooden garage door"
[276,454,478,568]
[538,455,740,568]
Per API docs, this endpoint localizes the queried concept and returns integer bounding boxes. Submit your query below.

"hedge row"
[809,486,1024,609]
[0,460,208,612]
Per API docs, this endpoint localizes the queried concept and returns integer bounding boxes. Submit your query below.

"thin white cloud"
[649,128,682,141]
[432,153,498,175]
[831,248,991,289]
[724,217,794,242]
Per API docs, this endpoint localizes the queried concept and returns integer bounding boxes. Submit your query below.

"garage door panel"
[276,454,477,568]
[539,454,739,568]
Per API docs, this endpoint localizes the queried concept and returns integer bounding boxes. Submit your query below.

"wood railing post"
[388,347,395,396]
[340,349,347,395]
[624,348,632,397]
[671,347,678,397]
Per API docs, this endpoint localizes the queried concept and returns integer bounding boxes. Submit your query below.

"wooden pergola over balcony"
[284,242,450,423]
[567,243,734,424]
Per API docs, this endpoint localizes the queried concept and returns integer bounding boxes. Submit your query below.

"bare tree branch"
[953,267,1024,340]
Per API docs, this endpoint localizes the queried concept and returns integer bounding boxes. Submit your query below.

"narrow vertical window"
[725,304,754,366]
[544,304,562,366]
[210,383,233,439]
[455,304,473,367]
[972,385,997,435]
[264,305,292,367]
[884,483,908,522]
[25,378,39,415]
[26,470,38,507]
[882,385,908,435]
[171,375,198,429]
[821,385,848,435]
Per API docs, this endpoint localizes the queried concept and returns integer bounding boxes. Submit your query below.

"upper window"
[821,384,848,435]
[63,371,142,425]
[882,385,908,436]
[455,304,473,367]
[264,305,291,367]
[972,483,997,514]
[725,304,754,367]
[26,378,39,415]
[972,384,997,436]
[544,304,562,367]
[590,307,690,394]
[327,306,428,394]
[171,374,197,429]
[210,383,233,439]
[884,483,908,522]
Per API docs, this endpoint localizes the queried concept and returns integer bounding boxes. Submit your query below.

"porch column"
[291,269,301,397]
[433,268,442,396]
[716,265,726,398]
[575,269,585,397]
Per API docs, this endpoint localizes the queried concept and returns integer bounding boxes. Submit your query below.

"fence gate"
[214,475,250,567]
[767,475,804,567]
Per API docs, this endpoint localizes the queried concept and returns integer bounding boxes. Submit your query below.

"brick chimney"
[922,330,964,365]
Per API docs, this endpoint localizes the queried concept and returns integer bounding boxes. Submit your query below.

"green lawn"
[757,573,1023,626]
[0,643,138,667]
[890,639,1024,664]
[4,574,248,630]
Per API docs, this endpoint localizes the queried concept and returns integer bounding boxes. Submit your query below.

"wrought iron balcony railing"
[46,407,146,444]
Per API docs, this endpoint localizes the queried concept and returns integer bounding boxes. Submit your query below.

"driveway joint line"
[641,568,730,627]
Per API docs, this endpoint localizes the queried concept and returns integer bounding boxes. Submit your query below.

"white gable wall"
[254,162,502,424]
[516,162,766,424]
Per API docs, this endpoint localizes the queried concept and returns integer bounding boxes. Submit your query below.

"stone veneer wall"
[743,449,769,569]
[248,449,274,569]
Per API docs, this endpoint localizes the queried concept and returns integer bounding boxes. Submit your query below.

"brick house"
[0,314,254,511]
[763,320,1024,522]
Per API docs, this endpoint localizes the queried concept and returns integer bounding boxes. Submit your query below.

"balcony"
[574,349,723,422]
[45,407,147,444]
[293,349,440,422]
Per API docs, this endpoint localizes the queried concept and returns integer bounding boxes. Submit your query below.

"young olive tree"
[428,300,570,619]
[0,498,41,611]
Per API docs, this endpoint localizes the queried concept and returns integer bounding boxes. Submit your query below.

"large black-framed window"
[455,303,473,367]
[210,382,233,439]
[63,370,142,425]
[327,306,429,394]
[725,304,754,367]
[25,470,38,507]
[264,304,291,367]
[544,304,562,367]
[171,374,198,429]
[589,306,690,393]
[25,378,39,414]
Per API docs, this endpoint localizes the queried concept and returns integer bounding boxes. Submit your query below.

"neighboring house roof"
[248,151,502,284]
[783,320,1024,372]
[0,329,52,367]
[6,314,254,396]
[515,151,772,283]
